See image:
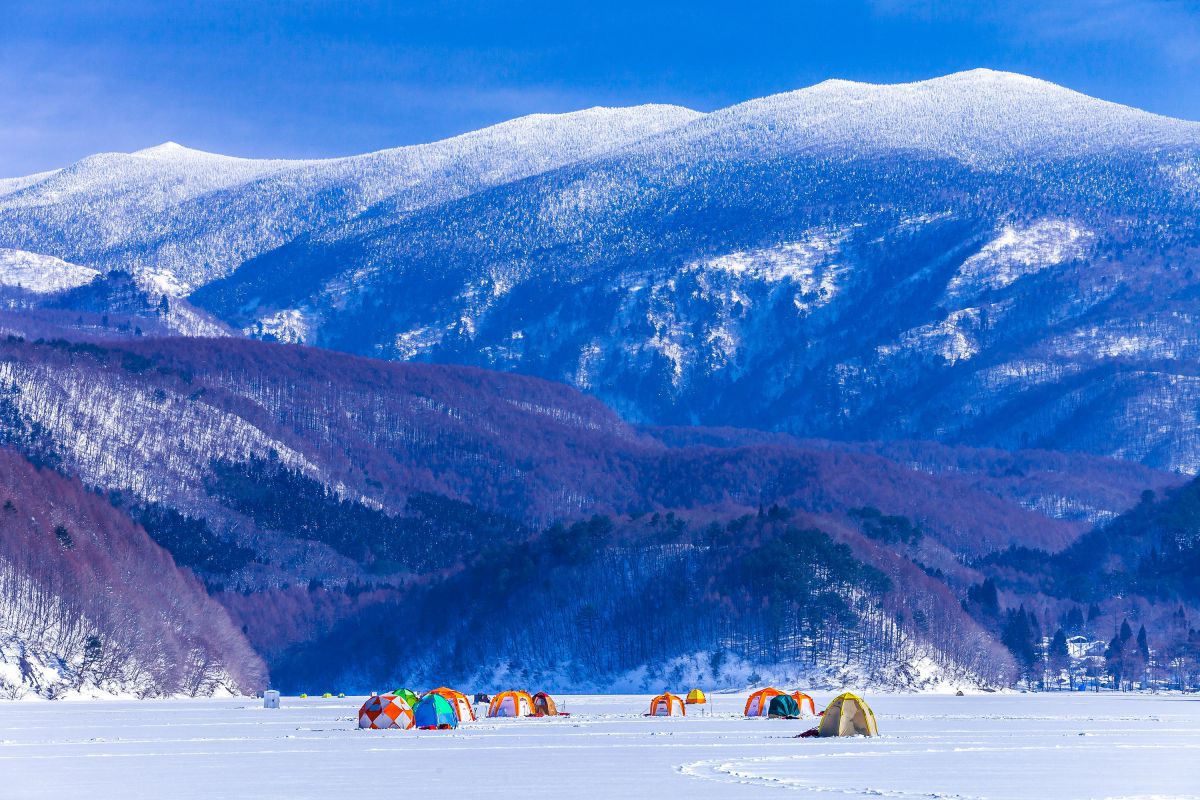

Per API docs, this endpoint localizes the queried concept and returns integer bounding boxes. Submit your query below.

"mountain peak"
[677,68,1200,165]
[132,141,230,160]
[134,141,190,155]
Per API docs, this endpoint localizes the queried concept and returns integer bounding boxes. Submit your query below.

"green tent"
[767,693,802,719]
[390,688,420,709]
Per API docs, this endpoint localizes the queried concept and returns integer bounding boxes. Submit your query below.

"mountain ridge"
[5,69,1200,471]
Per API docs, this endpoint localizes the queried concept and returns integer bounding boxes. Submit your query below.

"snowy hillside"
[0,332,1187,691]
[0,106,699,290]
[0,449,264,699]
[0,248,98,293]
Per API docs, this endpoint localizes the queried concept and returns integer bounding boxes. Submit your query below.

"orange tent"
[744,687,784,717]
[648,693,685,716]
[487,690,534,718]
[427,687,476,722]
[791,691,816,717]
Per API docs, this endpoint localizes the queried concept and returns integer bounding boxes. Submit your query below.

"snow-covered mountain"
[643,69,1200,164]
[0,106,699,291]
[5,70,1200,472]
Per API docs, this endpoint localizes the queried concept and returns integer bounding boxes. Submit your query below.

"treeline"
[960,479,1200,690]
[270,508,974,692]
[206,456,526,573]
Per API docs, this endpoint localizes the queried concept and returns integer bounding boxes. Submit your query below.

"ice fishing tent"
[767,694,801,719]
[648,693,685,716]
[413,694,458,729]
[817,693,879,737]
[427,687,476,722]
[390,688,420,709]
[790,691,816,717]
[531,692,558,716]
[744,687,784,717]
[358,695,415,730]
[685,688,706,704]
[488,691,534,718]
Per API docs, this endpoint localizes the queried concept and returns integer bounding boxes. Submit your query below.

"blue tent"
[413,694,458,729]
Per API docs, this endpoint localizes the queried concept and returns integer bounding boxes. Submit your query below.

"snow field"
[2,693,1198,799]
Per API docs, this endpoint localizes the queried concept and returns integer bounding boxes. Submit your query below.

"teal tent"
[768,693,802,719]
[413,693,458,729]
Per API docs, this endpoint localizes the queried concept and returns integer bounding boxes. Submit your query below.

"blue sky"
[2,0,1198,175]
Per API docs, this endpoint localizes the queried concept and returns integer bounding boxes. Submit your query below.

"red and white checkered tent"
[358,695,414,730]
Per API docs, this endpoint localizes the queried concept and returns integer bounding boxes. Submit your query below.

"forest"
[0,330,1197,695]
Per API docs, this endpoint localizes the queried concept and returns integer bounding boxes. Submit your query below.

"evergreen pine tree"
[1049,628,1070,689]
[1002,606,1038,682]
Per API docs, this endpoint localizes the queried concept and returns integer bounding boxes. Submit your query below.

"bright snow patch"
[0,694,1196,799]
[881,308,984,365]
[946,220,1093,300]
[134,267,192,297]
[0,249,98,293]
[686,232,846,287]
[251,309,315,344]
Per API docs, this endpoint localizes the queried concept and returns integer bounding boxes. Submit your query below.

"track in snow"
[1,693,1198,799]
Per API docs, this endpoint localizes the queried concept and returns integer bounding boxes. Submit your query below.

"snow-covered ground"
[1,693,1197,799]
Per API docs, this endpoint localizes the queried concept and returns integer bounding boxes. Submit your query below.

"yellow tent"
[817,693,879,737]
[685,688,706,705]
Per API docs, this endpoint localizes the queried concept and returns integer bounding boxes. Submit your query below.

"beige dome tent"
[817,693,879,737]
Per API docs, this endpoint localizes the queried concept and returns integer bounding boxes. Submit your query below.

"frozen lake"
[2,692,1199,798]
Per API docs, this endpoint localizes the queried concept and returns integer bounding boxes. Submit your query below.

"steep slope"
[184,70,1200,471]
[0,107,700,291]
[0,447,265,699]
